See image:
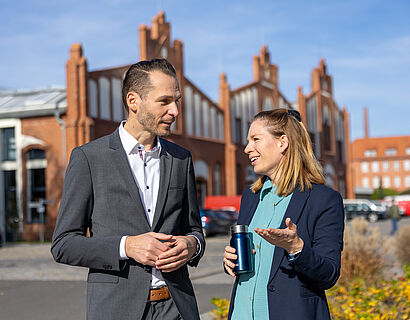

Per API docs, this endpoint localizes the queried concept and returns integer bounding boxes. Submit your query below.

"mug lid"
[231,225,248,234]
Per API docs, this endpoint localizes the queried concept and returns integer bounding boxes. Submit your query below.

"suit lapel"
[268,186,311,284]
[151,140,172,231]
[109,129,151,230]
[238,189,260,226]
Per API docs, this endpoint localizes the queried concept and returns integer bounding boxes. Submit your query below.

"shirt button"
[148,209,151,212]
[264,224,267,228]
[146,186,149,189]
[257,245,259,249]
[144,163,147,167]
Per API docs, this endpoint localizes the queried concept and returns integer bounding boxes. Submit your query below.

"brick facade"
[0,11,349,241]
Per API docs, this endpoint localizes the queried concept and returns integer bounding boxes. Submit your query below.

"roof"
[0,87,66,118]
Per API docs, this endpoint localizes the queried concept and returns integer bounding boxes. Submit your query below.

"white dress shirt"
[118,122,166,288]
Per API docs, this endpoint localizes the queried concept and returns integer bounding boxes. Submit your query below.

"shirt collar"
[260,178,285,205]
[118,121,161,155]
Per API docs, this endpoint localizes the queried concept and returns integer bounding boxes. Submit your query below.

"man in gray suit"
[51,59,205,320]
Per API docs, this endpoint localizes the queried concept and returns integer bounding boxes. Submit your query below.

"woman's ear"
[278,135,289,153]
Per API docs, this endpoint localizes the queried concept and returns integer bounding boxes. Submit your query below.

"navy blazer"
[228,184,344,320]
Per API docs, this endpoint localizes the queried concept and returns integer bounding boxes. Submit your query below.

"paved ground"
[0,217,409,319]
[0,235,234,319]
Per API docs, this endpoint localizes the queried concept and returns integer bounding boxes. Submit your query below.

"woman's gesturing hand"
[254,217,304,254]
[223,246,237,277]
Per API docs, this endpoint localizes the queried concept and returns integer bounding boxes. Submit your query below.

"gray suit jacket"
[51,128,205,320]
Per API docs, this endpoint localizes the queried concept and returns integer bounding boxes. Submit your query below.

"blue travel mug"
[230,225,253,275]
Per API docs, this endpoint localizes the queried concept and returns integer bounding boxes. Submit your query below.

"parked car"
[343,199,386,222]
[200,209,237,237]
[343,203,383,222]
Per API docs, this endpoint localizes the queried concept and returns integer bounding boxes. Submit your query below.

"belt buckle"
[149,286,170,302]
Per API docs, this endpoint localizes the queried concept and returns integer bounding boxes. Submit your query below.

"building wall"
[298,59,348,197]
[351,136,410,194]
[3,11,350,241]
[21,116,64,240]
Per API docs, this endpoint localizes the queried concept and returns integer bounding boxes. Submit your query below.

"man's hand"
[125,232,174,266]
[155,236,197,273]
[254,218,304,254]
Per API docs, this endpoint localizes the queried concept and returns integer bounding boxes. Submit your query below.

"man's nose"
[168,102,179,117]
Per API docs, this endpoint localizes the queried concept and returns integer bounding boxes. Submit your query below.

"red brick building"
[0,12,349,241]
[347,109,410,197]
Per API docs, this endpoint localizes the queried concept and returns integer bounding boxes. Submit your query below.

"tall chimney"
[364,107,369,138]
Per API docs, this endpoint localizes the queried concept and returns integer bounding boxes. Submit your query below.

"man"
[388,201,400,235]
[51,59,205,320]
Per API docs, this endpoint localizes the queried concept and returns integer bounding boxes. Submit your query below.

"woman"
[224,109,344,320]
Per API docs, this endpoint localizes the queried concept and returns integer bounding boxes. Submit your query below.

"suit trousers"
[142,298,182,320]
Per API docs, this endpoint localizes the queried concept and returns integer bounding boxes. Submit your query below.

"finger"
[251,249,256,254]
[225,246,236,254]
[286,218,296,231]
[150,232,174,241]
[223,257,236,270]
[224,253,237,261]
[158,260,185,272]
[156,254,181,267]
[225,265,236,277]
[158,243,184,260]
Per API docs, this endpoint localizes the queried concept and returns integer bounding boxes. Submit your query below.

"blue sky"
[1,0,409,140]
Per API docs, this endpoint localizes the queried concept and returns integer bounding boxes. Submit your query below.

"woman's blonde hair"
[250,108,325,196]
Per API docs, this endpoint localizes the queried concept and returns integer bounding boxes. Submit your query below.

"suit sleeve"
[51,148,123,272]
[184,153,205,267]
[289,190,345,290]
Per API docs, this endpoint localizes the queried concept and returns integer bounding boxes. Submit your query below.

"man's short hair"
[122,59,177,113]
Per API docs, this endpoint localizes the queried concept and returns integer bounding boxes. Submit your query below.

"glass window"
[406,147,410,155]
[385,148,397,156]
[202,101,209,138]
[382,176,390,188]
[4,170,18,241]
[362,177,369,188]
[393,161,400,171]
[406,176,410,188]
[2,127,16,161]
[27,149,45,160]
[383,161,389,172]
[194,93,201,137]
[364,149,376,157]
[372,161,379,172]
[361,162,369,173]
[394,176,401,188]
[27,168,46,223]
[372,177,380,188]
[184,85,193,135]
[218,113,224,141]
[405,160,410,171]
[213,163,221,196]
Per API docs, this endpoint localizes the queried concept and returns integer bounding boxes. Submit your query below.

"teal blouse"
[231,180,293,320]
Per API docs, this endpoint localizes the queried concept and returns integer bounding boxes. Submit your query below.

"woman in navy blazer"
[224,109,344,320]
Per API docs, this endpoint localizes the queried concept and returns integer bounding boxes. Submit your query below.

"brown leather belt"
[149,286,170,301]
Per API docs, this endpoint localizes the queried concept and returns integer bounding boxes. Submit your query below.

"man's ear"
[127,91,141,113]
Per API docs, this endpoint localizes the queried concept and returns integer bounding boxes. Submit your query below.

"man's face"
[136,71,181,137]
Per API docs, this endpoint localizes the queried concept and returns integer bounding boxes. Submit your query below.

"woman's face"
[244,120,288,182]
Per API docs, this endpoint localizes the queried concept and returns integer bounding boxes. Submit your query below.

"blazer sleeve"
[289,189,345,290]
[51,148,123,272]
[184,153,205,267]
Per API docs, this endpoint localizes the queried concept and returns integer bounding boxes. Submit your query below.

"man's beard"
[137,103,173,137]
